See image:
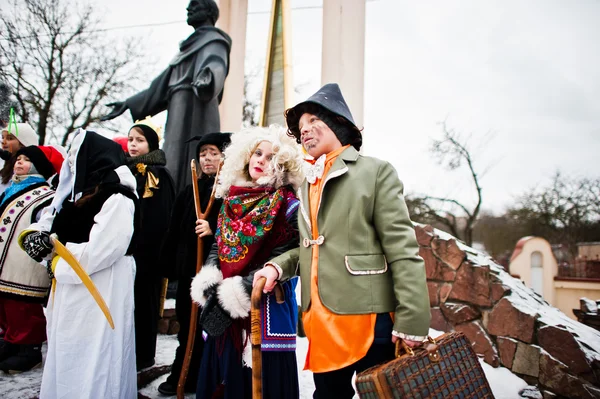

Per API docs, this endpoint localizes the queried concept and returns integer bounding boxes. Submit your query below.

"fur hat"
[16,145,63,179]
[285,83,362,151]
[5,123,39,147]
[215,125,304,198]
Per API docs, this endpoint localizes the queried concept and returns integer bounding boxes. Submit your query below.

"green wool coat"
[269,146,431,336]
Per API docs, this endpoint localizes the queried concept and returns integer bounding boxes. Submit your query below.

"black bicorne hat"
[285,83,357,138]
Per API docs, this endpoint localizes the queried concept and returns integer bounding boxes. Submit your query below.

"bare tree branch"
[0,0,146,144]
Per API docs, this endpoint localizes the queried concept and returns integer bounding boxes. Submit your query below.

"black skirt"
[196,334,299,399]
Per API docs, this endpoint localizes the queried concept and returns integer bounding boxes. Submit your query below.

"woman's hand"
[195,219,212,237]
[252,265,279,294]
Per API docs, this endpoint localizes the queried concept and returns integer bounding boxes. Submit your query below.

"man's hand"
[195,219,212,237]
[100,102,128,121]
[252,265,279,294]
[22,231,53,262]
[391,335,423,348]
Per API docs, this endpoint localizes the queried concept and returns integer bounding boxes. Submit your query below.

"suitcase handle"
[395,336,441,362]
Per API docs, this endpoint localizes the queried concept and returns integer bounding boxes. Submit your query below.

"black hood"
[74,131,127,194]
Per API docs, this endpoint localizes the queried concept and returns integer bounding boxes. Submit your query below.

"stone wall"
[416,224,600,399]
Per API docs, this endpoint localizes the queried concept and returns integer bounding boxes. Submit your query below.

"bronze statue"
[102,0,231,192]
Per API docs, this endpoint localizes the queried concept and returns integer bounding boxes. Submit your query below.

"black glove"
[22,231,53,262]
[199,292,232,337]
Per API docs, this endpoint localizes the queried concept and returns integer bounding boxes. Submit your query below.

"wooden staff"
[251,277,285,399]
[177,159,221,399]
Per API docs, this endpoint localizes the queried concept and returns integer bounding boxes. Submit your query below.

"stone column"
[321,0,366,129]
[217,0,248,132]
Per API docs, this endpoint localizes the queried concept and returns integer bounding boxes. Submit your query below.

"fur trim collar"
[126,149,167,168]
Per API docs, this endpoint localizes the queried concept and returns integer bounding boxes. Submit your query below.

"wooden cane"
[177,159,221,399]
[251,277,285,399]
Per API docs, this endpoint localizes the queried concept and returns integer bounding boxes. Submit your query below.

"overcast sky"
[97,0,600,214]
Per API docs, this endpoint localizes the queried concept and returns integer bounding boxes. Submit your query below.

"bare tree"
[0,0,145,145]
[409,122,493,246]
[508,172,600,257]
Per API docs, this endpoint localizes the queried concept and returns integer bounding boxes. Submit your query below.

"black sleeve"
[159,187,188,278]
[204,241,219,268]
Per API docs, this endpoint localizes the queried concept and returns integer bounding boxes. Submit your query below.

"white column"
[216,0,248,132]
[321,0,366,129]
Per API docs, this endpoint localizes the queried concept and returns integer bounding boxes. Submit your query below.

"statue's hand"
[101,101,128,121]
[192,67,214,101]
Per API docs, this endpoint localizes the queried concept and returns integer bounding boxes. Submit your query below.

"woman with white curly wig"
[190,125,303,399]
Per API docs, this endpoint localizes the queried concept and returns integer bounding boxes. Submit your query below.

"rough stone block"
[512,343,540,377]
[454,321,499,367]
[415,224,435,247]
[490,282,511,303]
[537,324,593,378]
[439,283,452,303]
[431,237,465,270]
[539,351,600,399]
[427,281,439,306]
[497,336,518,369]
[487,298,536,343]
[430,307,451,332]
[441,302,481,325]
[448,261,492,307]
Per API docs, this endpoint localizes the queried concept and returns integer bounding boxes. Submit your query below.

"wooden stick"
[177,159,221,399]
[251,278,285,399]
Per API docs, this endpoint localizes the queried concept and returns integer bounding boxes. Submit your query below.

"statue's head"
[187,0,219,28]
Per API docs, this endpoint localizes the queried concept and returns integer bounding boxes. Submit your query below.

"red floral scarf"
[216,185,296,278]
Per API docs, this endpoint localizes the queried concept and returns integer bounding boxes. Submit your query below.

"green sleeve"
[267,247,299,281]
[373,162,431,336]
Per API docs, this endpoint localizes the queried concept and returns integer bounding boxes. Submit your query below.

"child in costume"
[0,123,39,195]
[20,129,139,398]
[254,84,431,398]
[190,125,303,399]
[126,116,175,370]
[157,132,231,395]
[0,145,62,373]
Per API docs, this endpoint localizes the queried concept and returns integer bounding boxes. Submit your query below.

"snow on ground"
[1,329,526,398]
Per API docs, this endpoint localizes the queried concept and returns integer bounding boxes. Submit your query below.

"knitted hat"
[15,145,61,179]
[5,123,39,147]
[130,116,162,152]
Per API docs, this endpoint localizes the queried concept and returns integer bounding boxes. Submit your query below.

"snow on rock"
[415,223,600,398]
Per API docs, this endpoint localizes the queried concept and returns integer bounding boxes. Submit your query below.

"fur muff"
[215,125,304,198]
[190,263,223,306]
[217,276,251,319]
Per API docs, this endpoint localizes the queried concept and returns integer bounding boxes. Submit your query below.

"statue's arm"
[102,66,171,122]
[192,40,229,102]
[125,67,171,121]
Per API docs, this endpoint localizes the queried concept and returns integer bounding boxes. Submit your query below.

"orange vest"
[303,145,377,373]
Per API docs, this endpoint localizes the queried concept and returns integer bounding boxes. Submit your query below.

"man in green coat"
[254,83,430,398]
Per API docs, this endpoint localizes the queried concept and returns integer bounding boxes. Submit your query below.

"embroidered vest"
[0,184,54,302]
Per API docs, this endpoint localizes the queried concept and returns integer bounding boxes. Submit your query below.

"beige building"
[577,242,600,260]
[509,236,600,319]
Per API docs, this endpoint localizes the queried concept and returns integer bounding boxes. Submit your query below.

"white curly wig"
[215,124,305,198]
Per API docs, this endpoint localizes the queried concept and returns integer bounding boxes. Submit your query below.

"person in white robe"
[20,129,138,398]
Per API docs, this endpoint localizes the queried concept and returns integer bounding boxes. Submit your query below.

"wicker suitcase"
[356,332,494,399]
